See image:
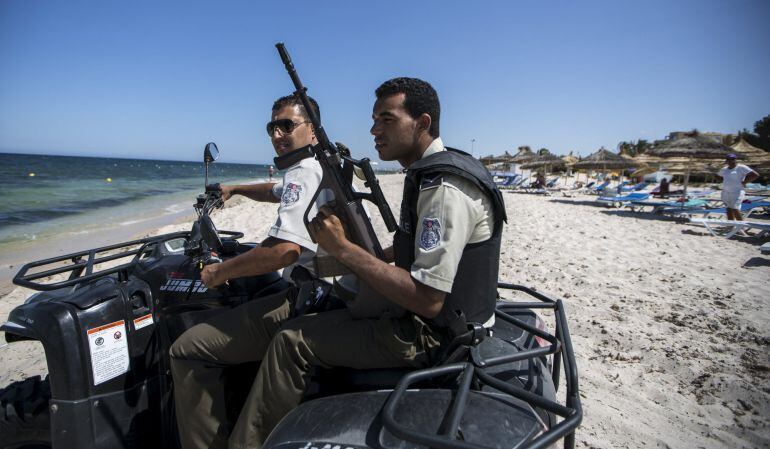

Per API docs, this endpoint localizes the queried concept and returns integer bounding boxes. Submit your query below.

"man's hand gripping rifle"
[275,43,397,277]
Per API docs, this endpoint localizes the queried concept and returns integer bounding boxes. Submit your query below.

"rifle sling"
[274,145,315,170]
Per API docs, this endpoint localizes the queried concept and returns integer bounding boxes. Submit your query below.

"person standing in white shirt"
[717,153,758,221]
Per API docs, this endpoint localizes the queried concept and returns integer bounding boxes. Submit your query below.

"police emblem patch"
[420,218,441,250]
[281,183,303,206]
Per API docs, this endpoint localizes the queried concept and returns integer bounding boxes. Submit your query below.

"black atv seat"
[314,367,415,393]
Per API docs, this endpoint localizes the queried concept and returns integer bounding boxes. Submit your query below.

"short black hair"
[375,77,440,138]
[272,94,320,121]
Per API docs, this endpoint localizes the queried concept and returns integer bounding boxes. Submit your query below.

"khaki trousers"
[170,288,440,449]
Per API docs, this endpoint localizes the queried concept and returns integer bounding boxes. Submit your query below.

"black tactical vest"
[393,148,507,328]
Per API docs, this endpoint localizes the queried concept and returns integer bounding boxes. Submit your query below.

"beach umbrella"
[520,152,566,171]
[561,153,579,181]
[509,146,536,163]
[572,147,640,171]
[573,147,641,188]
[731,138,770,178]
[520,152,567,185]
[647,131,740,196]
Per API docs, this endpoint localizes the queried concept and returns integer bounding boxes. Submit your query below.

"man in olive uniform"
[231,77,506,448]
[170,94,332,449]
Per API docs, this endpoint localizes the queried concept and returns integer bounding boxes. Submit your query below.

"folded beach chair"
[495,174,521,189]
[505,179,532,192]
[545,177,560,188]
[620,182,649,192]
[688,218,770,239]
[521,177,556,193]
[561,181,596,197]
[597,192,650,207]
[588,180,611,195]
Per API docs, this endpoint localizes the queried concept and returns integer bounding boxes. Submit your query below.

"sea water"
[0,153,272,283]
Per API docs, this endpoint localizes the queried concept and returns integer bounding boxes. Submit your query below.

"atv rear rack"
[12,232,191,291]
[382,283,582,449]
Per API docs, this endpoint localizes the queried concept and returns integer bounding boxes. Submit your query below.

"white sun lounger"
[688,218,770,239]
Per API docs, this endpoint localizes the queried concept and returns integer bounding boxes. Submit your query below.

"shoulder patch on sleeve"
[420,218,442,250]
[420,174,443,190]
[280,182,303,206]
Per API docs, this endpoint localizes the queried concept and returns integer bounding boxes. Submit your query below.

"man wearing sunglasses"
[170,94,335,449]
[199,95,322,288]
[230,78,506,448]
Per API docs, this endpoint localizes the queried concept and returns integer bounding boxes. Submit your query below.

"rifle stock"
[276,42,397,277]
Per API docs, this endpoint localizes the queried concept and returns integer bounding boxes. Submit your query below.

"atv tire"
[0,375,51,449]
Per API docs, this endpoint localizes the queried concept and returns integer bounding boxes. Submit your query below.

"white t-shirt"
[269,156,332,280]
[718,164,756,193]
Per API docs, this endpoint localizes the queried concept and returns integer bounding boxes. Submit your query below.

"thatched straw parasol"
[647,131,740,195]
[573,147,640,171]
[509,147,537,164]
[520,152,567,174]
[731,138,770,177]
[629,166,656,179]
[561,153,579,170]
[572,147,641,185]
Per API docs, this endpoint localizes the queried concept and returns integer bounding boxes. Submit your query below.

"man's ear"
[417,113,432,135]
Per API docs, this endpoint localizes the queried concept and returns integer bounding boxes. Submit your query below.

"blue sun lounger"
[597,192,650,207]
[588,180,611,195]
[620,182,649,192]
[626,198,711,213]
[495,174,521,189]
[663,200,770,219]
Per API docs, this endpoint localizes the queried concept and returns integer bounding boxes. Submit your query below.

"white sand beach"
[1,174,768,448]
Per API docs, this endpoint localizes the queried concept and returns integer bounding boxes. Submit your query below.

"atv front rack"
[12,232,190,291]
[12,229,244,292]
[382,283,582,449]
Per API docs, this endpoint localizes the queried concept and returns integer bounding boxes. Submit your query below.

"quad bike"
[1,144,582,449]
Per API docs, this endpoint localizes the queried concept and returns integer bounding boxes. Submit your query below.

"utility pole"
[471,138,476,158]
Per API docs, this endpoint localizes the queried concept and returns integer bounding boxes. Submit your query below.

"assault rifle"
[275,43,398,277]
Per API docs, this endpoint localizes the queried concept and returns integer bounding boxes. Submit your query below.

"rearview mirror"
[204,142,219,163]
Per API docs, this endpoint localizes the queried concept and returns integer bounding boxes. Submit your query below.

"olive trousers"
[170,288,439,449]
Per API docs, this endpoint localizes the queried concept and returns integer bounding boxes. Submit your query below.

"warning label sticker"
[87,320,130,385]
[133,313,154,331]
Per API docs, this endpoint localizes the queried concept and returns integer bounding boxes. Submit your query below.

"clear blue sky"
[1,0,768,165]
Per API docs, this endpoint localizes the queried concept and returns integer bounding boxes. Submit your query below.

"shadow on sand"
[599,209,684,222]
[742,256,770,268]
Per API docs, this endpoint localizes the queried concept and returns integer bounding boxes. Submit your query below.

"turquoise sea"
[0,152,271,283]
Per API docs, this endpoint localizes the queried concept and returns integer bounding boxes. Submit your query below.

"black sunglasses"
[266,119,309,135]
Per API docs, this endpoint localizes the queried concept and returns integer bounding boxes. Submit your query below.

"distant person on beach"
[659,177,670,196]
[533,172,545,189]
[268,164,275,181]
[717,153,758,221]
[170,94,332,449]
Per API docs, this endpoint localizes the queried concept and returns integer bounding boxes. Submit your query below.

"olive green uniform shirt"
[410,138,495,295]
